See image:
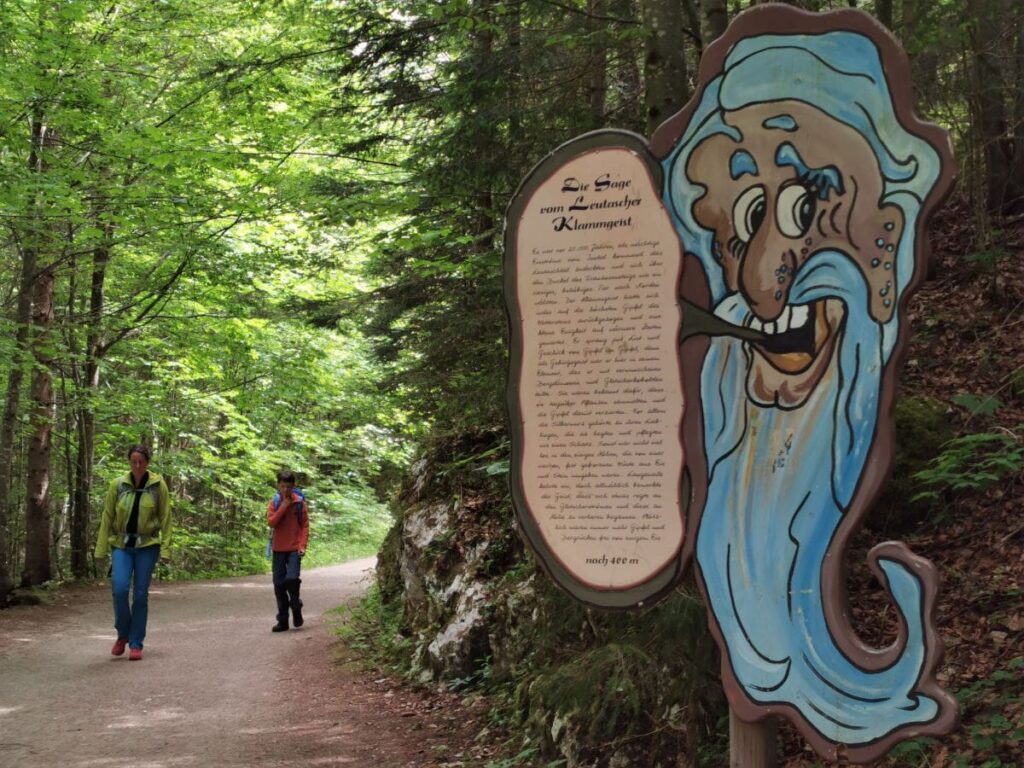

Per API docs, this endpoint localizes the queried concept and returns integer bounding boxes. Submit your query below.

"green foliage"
[484,746,561,768]
[965,240,1012,300]
[1008,366,1024,399]
[331,582,416,675]
[873,396,954,533]
[164,528,267,581]
[492,576,724,764]
[952,393,1004,417]
[321,0,645,436]
[525,642,656,741]
[942,657,1024,768]
[912,427,1024,502]
[0,0,414,584]
[301,483,393,569]
[965,244,1008,272]
[887,737,939,763]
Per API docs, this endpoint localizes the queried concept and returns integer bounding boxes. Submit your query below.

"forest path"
[0,558,480,768]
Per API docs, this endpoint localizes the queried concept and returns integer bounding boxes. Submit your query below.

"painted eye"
[777,184,816,238]
[732,186,766,244]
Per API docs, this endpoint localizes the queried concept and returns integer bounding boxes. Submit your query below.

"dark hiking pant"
[271,550,302,626]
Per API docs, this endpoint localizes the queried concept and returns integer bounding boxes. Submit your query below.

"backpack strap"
[292,490,305,525]
[116,480,134,503]
[273,490,305,524]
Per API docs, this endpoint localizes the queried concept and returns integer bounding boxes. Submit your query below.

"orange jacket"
[267,492,309,553]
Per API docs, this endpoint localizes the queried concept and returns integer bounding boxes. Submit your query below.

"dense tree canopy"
[0,0,406,588]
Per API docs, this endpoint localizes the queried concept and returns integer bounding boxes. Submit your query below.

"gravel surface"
[0,558,483,768]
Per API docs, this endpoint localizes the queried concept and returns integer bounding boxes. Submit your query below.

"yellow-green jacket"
[94,472,172,558]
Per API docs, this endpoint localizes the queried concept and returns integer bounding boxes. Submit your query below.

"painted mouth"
[746,299,843,375]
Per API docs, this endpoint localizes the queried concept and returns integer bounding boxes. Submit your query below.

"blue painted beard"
[694,251,942,745]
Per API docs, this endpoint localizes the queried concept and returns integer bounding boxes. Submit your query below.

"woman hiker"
[94,444,172,661]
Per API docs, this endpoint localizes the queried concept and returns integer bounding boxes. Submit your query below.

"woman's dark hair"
[276,469,296,484]
[127,444,151,461]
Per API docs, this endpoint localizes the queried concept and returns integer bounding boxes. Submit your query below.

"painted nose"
[741,233,798,320]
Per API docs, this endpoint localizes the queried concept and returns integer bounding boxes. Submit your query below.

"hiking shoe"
[292,601,303,628]
[111,637,128,656]
[272,621,289,632]
[128,647,143,661]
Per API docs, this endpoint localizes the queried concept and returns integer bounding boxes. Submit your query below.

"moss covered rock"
[375,520,403,603]
[871,395,954,534]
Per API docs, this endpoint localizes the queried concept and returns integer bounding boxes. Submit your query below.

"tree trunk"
[876,0,894,30]
[0,251,34,599]
[20,117,59,588]
[72,376,98,577]
[587,0,609,129]
[640,0,690,135]
[471,0,497,241]
[700,0,728,48]
[0,113,48,600]
[1010,13,1024,213]
[506,0,523,149]
[21,258,56,587]
[70,223,112,577]
[970,0,1024,215]
[900,0,940,104]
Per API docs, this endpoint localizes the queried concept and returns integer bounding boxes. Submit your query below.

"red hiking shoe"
[111,637,128,656]
[128,647,143,661]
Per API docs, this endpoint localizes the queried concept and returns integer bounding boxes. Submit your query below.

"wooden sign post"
[730,713,777,768]
[505,7,959,764]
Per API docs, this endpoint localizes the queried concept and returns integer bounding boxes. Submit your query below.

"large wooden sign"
[505,6,958,763]
[505,132,688,607]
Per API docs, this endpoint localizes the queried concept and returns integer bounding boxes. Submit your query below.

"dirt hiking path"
[0,559,485,768]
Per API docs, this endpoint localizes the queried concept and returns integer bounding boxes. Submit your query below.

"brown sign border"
[503,129,690,609]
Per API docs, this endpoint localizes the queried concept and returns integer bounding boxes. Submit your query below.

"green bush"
[524,642,657,741]
[156,481,390,579]
[912,427,1023,503]
[294,482,393,569]
[331,582,416,675]
[164,528,267,580]
[505,580,725,765]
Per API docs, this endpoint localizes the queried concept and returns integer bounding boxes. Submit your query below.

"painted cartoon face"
[686,101,904,407]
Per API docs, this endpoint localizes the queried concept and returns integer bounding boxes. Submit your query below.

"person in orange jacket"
[267,469,309,632]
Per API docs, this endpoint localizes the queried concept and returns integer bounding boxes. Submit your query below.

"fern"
[912,428,1023,502]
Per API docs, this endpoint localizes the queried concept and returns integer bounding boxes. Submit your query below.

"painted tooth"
[791,304,810,329]
[750,317,764,333]
[776,306,791,334]
[764,321,776,335]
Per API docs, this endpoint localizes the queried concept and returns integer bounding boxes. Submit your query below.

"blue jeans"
[111,545,160,650]
[271,550,302,586]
